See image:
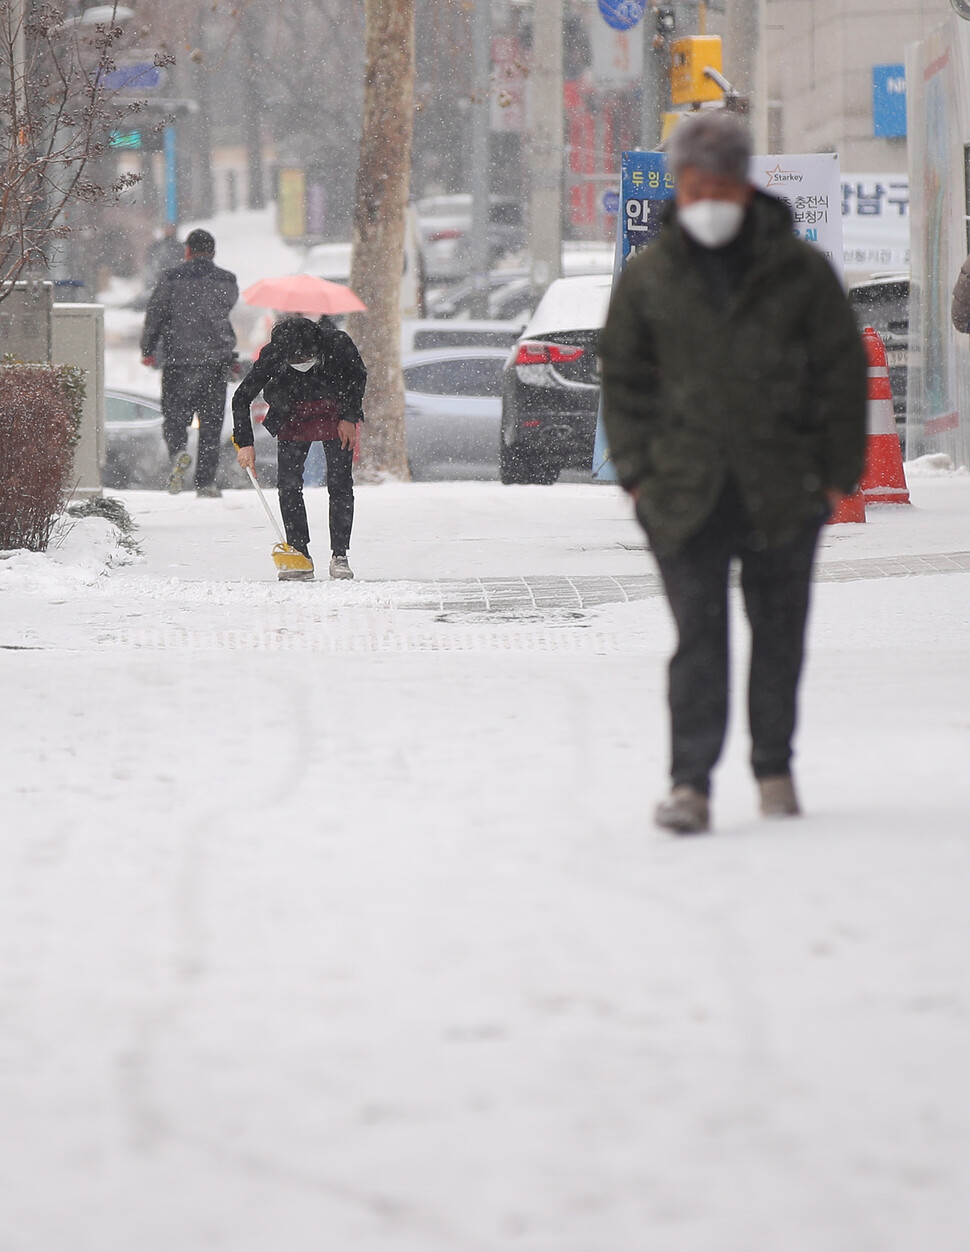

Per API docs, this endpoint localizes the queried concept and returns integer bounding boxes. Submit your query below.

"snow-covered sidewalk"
[1,478,968,1250]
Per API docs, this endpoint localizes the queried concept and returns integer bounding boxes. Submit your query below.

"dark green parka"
[599,191,868,556]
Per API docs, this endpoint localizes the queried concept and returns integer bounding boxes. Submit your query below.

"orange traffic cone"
[826,487,866,524]
[860,326,910,505]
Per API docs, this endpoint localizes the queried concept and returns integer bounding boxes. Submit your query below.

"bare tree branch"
[0,0,161,301]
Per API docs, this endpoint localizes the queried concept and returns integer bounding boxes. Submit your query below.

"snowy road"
[1,479,969,1250]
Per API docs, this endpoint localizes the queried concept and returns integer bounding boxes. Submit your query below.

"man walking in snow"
[140,228,239,498]
[599,113,867,834]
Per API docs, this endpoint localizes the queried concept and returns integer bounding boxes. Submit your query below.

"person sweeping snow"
[233,316,366,581]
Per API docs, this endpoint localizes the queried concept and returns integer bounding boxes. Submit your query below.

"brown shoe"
[654,785,710,834]
[759,774,800,818]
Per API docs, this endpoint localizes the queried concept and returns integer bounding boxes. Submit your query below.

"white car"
[299,208,424,317]
[102,387,277,489]
[402,347,509,480]
[415,194,525,283]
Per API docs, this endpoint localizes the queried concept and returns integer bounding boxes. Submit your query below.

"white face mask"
[678,199,745,249]
[289,358,316,372]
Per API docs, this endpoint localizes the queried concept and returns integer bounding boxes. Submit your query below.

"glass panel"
[106,396,161,423]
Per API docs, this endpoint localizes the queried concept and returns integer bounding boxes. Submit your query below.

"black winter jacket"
[141,257,238,368]
[600,191,867,556]
[232,322,367,448]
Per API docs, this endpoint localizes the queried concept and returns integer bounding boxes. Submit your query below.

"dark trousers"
[277,438,354,559]
[651,481,824,795]
[161,364,227,489]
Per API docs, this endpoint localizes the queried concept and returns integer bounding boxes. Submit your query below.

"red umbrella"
[242,273,366,315]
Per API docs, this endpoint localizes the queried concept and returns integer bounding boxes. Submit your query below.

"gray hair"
[666,113,751,183]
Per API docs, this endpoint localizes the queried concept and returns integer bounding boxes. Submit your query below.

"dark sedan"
[847,274,909,442]
[500,274,612,484]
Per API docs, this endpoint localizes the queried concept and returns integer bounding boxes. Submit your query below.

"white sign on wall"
[840,174,910,274]
[589,22,643,86]
[749,153,845,279]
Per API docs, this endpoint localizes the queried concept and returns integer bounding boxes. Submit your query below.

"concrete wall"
[766,0,952,170]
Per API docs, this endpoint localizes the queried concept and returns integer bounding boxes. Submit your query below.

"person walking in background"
[599,113,867,835]
[232,316,366,582]
[144,223,184,287]
[140,228,239,498]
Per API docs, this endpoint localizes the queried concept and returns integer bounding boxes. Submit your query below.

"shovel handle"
[245,465,287,546]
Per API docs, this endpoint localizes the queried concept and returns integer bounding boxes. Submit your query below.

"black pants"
[651,481,824,795]
[161,364,227,489]
[277,438,354,559]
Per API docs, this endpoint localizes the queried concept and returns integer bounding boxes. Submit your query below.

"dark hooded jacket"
[951,254,970,332]
[232,317,367,448]
[140,256,238,368]
[599,190,868,556]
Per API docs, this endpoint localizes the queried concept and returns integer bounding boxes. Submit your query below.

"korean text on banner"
[841,174,910,275]
[593,151,674,481]
[749,153,845,281]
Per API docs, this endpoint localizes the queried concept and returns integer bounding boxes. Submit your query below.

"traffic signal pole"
[529,0,564,290]
[469,0,492,319]
[724,0,768,151]
[642,3,701,150]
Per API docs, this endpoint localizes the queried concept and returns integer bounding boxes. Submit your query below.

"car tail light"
[428,228,463,243]
[514,341,584,366]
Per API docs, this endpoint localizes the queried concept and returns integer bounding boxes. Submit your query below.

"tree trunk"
[346,0,414,481]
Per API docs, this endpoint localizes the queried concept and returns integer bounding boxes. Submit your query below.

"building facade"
[766,0,952,171]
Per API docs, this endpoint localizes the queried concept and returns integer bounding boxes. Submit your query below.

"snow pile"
[2,480,970,1248]
[905,452,969,477]
[0,509,141,592]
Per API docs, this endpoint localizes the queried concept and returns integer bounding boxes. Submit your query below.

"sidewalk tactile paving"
[379,553,970,615]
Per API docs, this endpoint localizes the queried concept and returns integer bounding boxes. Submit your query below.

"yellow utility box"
[669,36,725,106]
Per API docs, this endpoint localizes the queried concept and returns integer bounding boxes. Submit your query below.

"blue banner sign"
[873,64,906,138]
[620,149,674,264]
[101,62,166,93]
[597,0,646,33]
[593,151,674,480]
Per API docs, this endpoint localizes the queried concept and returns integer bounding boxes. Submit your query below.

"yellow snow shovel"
[245,466,314,577]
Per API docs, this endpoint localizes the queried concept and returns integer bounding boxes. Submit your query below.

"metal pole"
[674,1,698,39]
[164,125,178,225]
[640,5,671,150]
[469,0,492,318]
[724,0,768,151]
[529,0,563,290]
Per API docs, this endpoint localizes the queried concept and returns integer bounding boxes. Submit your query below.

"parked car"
[500,273,613,484]
[415,194,525,283]
[401,318,524,355]
[403,347,509,480]
[103,387,277,489]
[428,245,615,322]
[427,268,531,320]
[300,207,424,317]
[848,273,909,437]
[103,389,169,489]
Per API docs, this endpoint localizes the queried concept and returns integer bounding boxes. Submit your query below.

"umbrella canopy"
[242,273,366,315]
